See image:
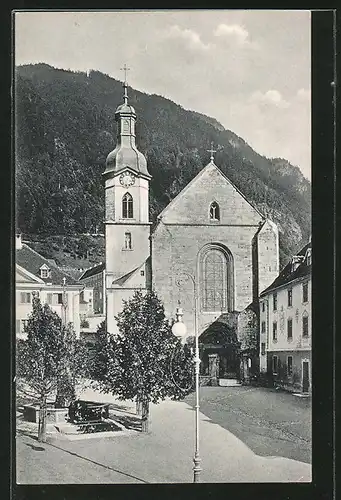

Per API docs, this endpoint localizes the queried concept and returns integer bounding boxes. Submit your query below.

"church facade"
[101,79,279,380]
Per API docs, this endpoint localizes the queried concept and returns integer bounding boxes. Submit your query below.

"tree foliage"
[95,291,193,431]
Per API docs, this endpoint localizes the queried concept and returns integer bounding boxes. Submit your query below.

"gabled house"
[259,240,311,393]
[16,234,88,339]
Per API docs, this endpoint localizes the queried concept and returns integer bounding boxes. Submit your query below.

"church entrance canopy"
[198,313,241,380]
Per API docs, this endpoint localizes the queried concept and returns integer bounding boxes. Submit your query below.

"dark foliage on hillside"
[15,64,311,266]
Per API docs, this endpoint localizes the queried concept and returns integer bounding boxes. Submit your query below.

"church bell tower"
[103,66,152,333]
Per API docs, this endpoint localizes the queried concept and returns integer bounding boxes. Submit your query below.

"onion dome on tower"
[103,70,151,180]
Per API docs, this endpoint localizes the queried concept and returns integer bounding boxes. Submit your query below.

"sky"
[14,10,311,180]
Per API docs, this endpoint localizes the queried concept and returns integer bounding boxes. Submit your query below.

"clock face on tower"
[119,171,136,188]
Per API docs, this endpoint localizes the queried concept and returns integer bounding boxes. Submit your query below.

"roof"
[260,241,311,296]
[112,257,150,286]
[79,262,105,280]
[16,244,80,286]
[112,266,139,286]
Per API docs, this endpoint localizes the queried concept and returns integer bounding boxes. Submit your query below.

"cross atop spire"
[120,64,131,104]
[120,64,130,84]
[207,142,217,162]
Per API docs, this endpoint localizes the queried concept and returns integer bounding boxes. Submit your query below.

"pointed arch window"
[209,202,220,221]
[202,249,227,311]
[122,192,133,219]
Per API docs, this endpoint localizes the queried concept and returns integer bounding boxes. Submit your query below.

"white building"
[16,234,90,339]
[259,241,311,393]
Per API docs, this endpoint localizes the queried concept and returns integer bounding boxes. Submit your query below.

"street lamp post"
[172,272,202,483]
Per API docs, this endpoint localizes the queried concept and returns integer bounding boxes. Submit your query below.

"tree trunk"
[38,395,47,443]
[55,372,76,408]
[141,399,149,433]
[136,398,142,416]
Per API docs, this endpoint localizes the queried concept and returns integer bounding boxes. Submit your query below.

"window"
[124,232,132,250]
[288,289,293,307]
[16,320,20,333]
[273,355,278,374]
[261,321,266,333]
[40,266,49,278]
[140,270,145,276]
[261,342,266,355]
[272,321,277,341]
[122,192,133,219]
[209,202,220,221]
[47,293,53,305]
[21,319,29,331]
[302,283,308,303]
[262,302,265,312]
[202,249,228,311]
[20,292,31,304]
[273,292,277,311]
[287,318,293,340]
[302,316,309,337]
[287,356,293,376]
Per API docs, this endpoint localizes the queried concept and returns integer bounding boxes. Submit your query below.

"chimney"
[291,255,303,273]
[16,233,22,250]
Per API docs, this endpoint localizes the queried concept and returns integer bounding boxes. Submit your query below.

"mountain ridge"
[15,63,311,268]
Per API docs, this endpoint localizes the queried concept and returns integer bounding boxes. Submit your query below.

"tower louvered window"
[122,193,133,219]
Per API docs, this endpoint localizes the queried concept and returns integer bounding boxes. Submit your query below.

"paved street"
[184,386,311,464]
[16,386,311,484]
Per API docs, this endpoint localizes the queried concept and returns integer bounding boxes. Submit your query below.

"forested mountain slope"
[15,64,311,267]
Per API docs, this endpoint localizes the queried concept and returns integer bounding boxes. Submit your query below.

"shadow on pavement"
[46,441,149,483]
[111,413,142,432]
[24,443,45,452]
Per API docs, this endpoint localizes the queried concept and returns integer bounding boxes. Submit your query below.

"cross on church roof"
[120,64,130,84]
[120,64,131,104]
[207,142,217,162]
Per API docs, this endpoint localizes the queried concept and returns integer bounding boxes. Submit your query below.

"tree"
[54,324,89,408]
[88,320,113,383]
[96,291,193,432]
[16,297,84,441]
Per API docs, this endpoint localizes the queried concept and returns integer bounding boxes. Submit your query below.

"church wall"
[105,224,150,279]
[257,220,280,295]
[152,222,260,337]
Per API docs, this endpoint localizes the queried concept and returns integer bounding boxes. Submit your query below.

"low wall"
[23,405,68,424]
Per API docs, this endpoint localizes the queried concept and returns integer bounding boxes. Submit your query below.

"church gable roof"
[157,161,263,226]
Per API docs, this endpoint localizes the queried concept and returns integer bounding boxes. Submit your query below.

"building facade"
[259,242,311,393]
[98,78,280,382]
[79,262,106,336]
[16,234,88,339]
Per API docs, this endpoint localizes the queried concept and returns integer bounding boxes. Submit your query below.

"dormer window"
[291,255,304,273]
[209,202,220,221]
[39,264,50,279]
[122,192,133,219]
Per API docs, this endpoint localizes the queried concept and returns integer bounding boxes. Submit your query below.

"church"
[98,78,279,380]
